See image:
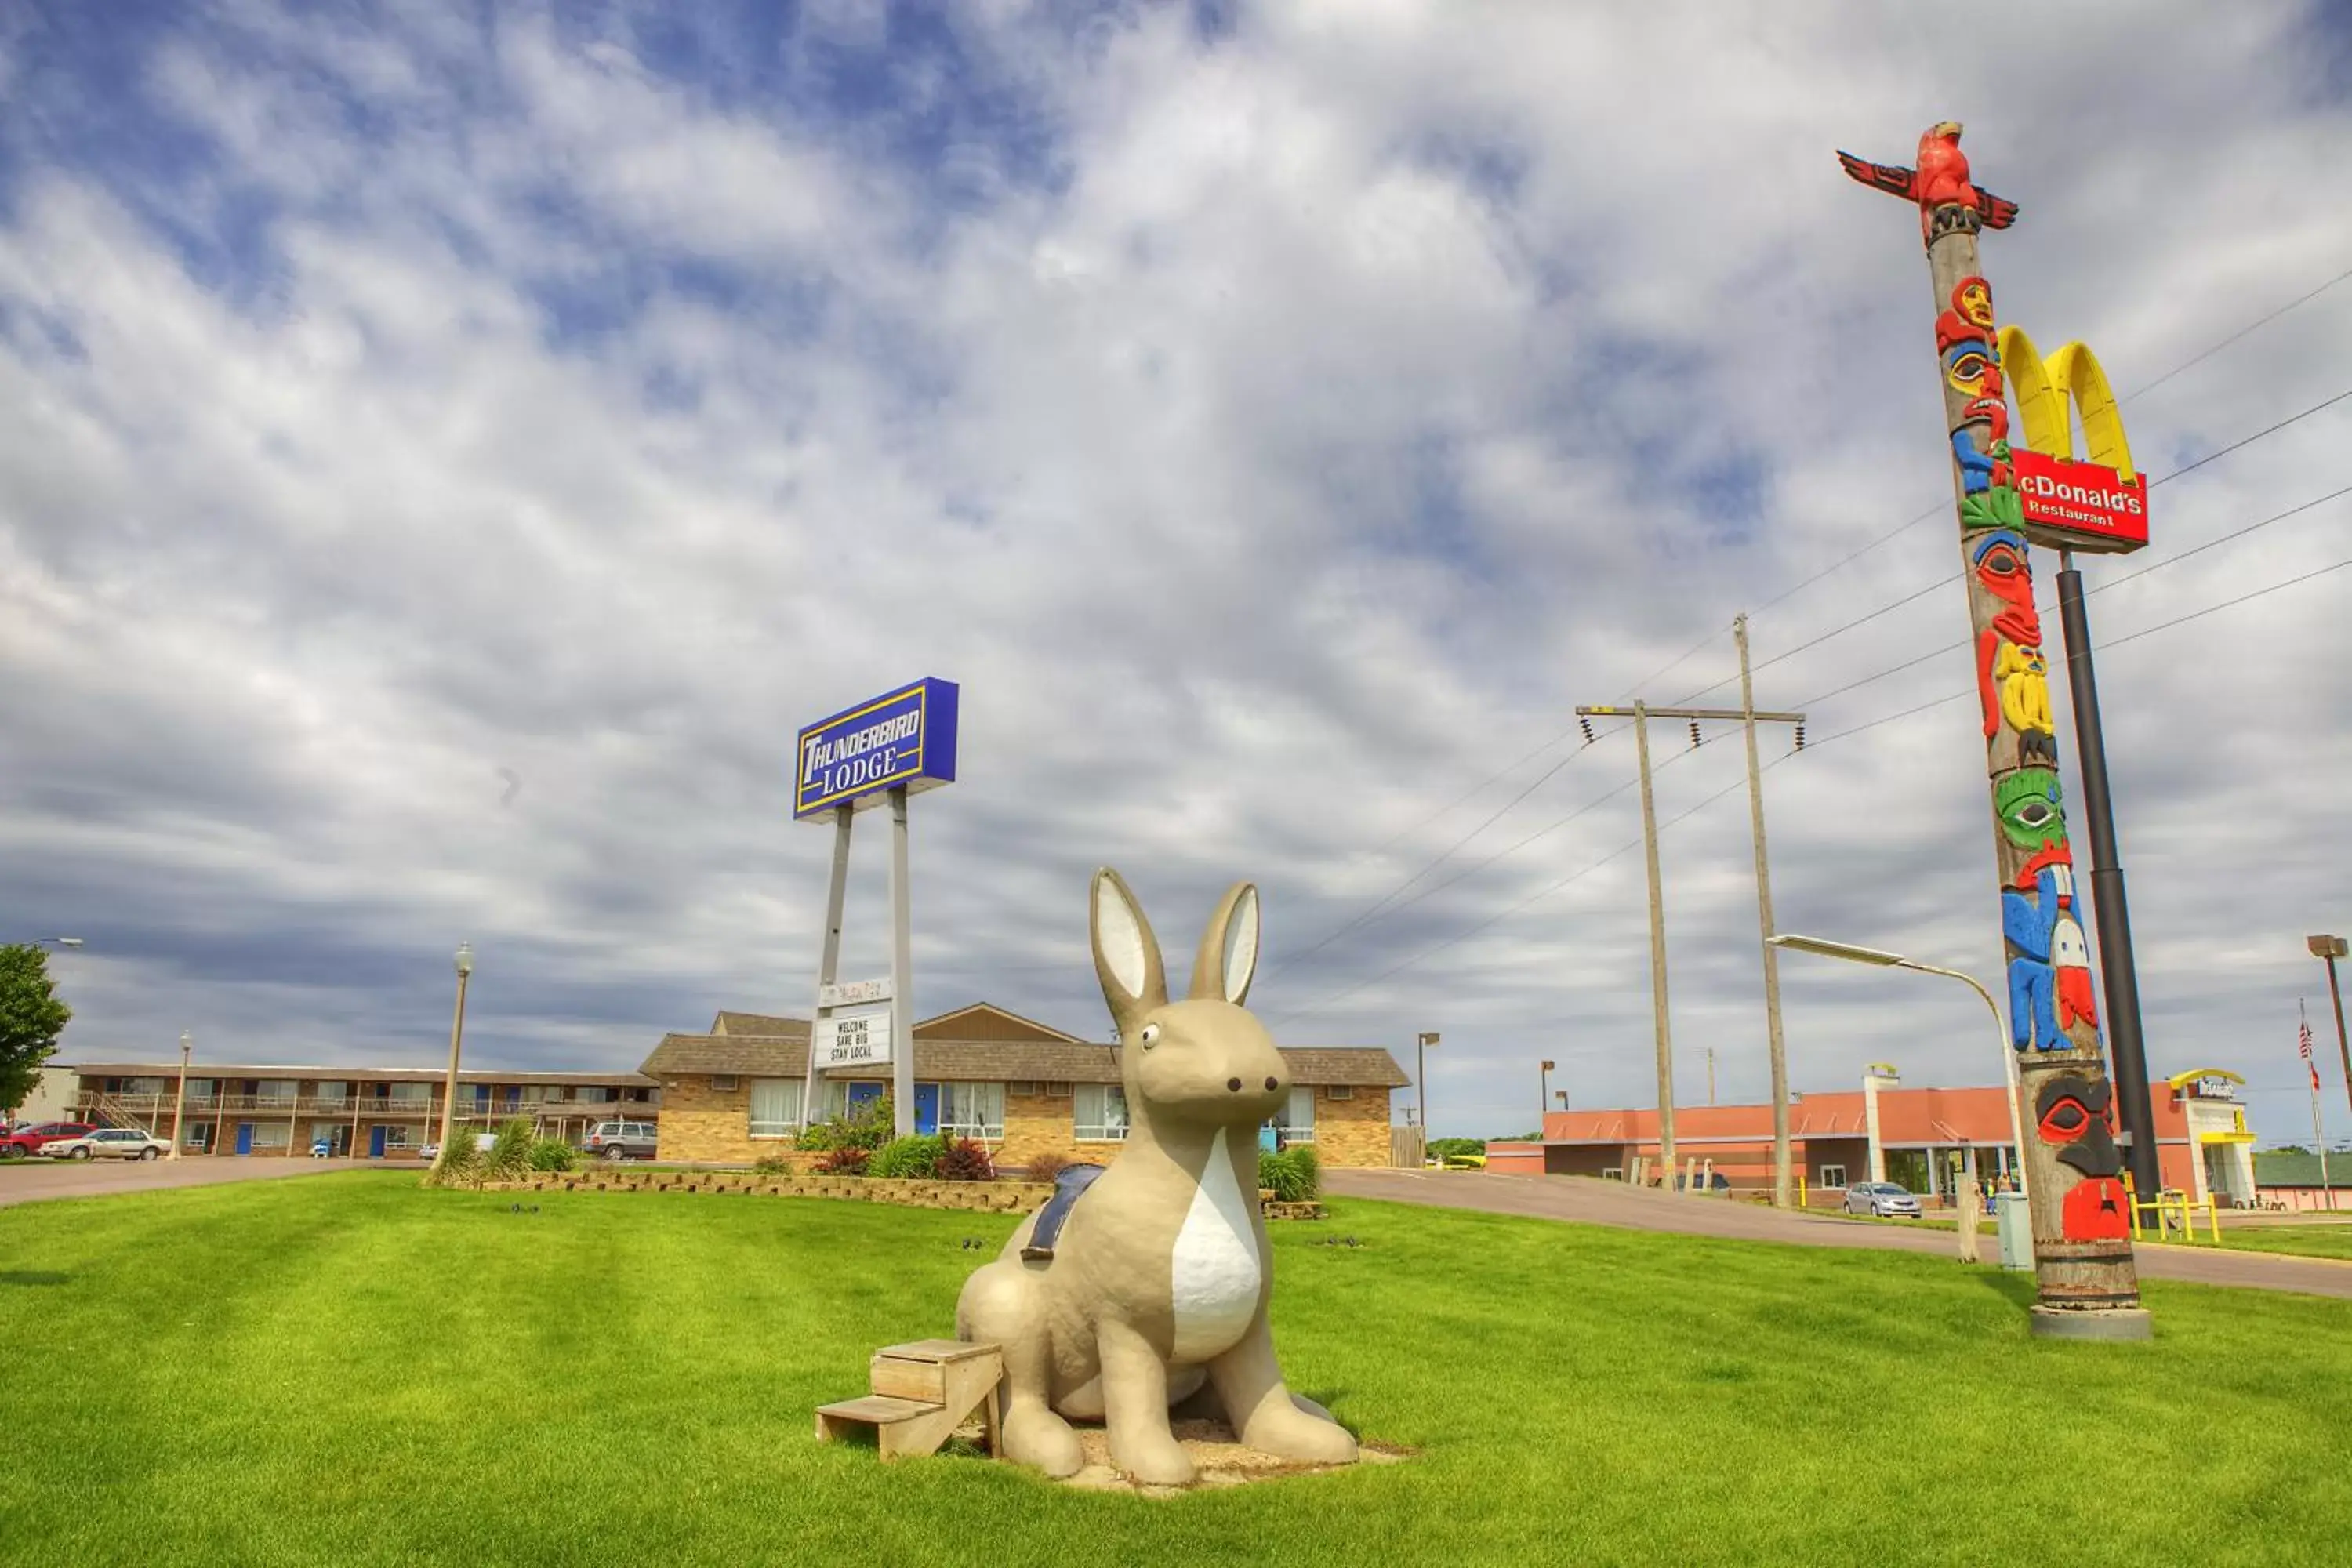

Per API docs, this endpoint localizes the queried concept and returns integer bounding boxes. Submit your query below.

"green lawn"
[2210,1222,2352,1261]
[3,1174,2348,1567]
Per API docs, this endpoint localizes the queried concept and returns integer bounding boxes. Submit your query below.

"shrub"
[483,1118,537,1181]
[429,1123,484,1189]
[814,1145,869,1175]
[869,1133,946,1180]
[1428,1137,1487,1161]
[528,1137,578,1172]
[1259,1145,1319,1203]
[750,1154,793,1175]
[1025,1149,1071,1186]
[938,1138,994,1181]
[798,1094,897,1155]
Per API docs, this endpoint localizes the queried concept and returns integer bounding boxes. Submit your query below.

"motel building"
[1486,1065,2262,1209]
[57,1065,660,1158]
[643,1004,1412,1168]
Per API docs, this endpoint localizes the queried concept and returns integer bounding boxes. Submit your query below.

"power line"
[2124,262,2352,403]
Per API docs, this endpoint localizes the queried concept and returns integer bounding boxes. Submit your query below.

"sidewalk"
[1326,1168,2352,1301]
[0,1157,392,1209]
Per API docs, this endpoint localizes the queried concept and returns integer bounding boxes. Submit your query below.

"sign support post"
[1840,122,2147,1337]
[802,804,855,1134]
[887,785,916,1138]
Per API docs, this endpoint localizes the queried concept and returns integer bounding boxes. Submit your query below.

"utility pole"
[1736,615,1796,1209]
[1579,695,1804,1195]
[2310,936,2352,1128]
[1634,701,1674,1184]
[1706,1047,1717,1108]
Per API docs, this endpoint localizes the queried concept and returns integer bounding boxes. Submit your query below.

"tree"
[0,945,74,1116]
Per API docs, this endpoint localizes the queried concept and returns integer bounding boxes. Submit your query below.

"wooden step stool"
[815,1339,1003,1461]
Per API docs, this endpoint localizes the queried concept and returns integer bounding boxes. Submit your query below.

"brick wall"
[1308,1086,1393,1168]
[995,1088,1092,1174]
[652,1075,770,1164]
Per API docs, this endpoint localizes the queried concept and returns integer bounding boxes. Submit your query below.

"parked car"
[417,1142,440,1163]
[38,1127,172,1161]
[0,1121,97,1158]
[584,1120,659,1162]
[1843,1181,1923,1218]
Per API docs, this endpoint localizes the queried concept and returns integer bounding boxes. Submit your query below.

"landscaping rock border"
[484,1169,1055,1212]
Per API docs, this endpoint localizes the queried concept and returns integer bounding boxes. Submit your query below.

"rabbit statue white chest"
[954,869,1360,1488]
[1169,1127,1264,1363]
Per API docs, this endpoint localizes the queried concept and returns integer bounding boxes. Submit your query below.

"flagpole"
[2307,1000,2333,1214]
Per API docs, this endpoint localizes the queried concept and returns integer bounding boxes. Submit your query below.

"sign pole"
[803,804,855,1134]
[887,784,916,1138]
[2053,550,2160,1206]
[1841,123,2146,1336]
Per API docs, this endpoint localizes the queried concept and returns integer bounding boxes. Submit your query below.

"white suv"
[585,1121,658,1162]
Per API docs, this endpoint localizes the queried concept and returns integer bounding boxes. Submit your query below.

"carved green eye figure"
[1994,768,2067,852]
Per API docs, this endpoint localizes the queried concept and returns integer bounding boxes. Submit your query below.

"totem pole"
[1841,124,2148,1338]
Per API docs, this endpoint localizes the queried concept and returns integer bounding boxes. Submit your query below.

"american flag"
[2302,1013,2322,1093]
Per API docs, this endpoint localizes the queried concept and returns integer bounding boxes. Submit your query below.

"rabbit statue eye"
[1138,1024,1161,1049]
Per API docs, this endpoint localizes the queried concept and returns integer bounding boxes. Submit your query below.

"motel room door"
[368,1126,388,1158]
[913,1084,939,1135]
[234,1123,254,1156]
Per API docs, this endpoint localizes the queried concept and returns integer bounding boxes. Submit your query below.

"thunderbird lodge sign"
[794,677,960,818]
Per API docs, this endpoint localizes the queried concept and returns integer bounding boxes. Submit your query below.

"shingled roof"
[639,1014,1408,1088]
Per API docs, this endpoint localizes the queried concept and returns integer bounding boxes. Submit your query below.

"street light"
[171,1031,191,1162]
[1540,1059,1555,1122]
[1416,1032,1439,1143]
[437,941,475,1160]
[1768,934,2028,1202]
[2308,935,2352,1129]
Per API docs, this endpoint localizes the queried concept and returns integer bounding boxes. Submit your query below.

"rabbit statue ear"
[1189,882,1261,1005]
[1091,868,1167,1030]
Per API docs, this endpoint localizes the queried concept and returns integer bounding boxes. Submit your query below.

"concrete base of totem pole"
[2028,1305,2152,1341]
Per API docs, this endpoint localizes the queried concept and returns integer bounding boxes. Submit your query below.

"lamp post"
[171,1032,191,1161]
[1768,935,2028,1203]
[1416,1031,1439,1145]
[2308,936,2351,1129]
[437,941,474,1159]
[1540,1059,1555,1124]
[1554,1090,1569,1110]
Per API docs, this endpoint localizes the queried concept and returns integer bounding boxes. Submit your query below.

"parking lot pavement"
[0,1156,406,1208]
[1326,1168,2352,1301]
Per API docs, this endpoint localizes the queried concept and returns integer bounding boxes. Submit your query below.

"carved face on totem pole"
[2036,1076,2130,1241]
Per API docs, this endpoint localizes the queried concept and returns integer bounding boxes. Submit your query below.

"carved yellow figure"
[1994,641,2051,737]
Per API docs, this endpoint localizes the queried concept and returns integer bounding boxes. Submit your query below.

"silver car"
[1843,1181,1923,1218]
[39,1127,172,1161]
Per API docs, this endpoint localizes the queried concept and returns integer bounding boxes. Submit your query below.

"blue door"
[368,1126,387,1158]
[235,1123,254,1156]
[914,1084,939,1135]
[847,1082,885,1116]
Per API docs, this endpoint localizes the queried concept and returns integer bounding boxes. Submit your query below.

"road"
[1326,1168,2352,1301]
[0,1156,397,1209]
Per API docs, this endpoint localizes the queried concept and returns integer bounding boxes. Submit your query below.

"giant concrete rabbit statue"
[955,869,1359,1485]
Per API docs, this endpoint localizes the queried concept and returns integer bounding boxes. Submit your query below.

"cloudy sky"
[5,1,2350,1144]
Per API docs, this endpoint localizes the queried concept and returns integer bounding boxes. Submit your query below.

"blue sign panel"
[793,677,959,819]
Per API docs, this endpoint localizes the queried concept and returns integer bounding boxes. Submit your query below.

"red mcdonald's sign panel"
[2009,447,2149,554]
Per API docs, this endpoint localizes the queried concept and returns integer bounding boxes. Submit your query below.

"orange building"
[1486,1065,2259,1208]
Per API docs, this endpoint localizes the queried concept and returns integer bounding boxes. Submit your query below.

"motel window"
[576,1086,612,1103]
[711,1075,740,1093]
[257,1080,299,1106]
[1073,1084,1129,1142]
[183,1123,215,1151]
[389,1083,430,1105]
[315,1082,347,1105]
[251,1123,290,1149]
[1043,1081,1073,1099]
[1819,1165,1848,1189]
[939,1083,1006,1141]
[1323,1084,1354,1101]
[749,1079,804,1138]
[184,1080,217,1102]
[382,1126,410,1149]
[1278,1087,1315,1142]
[1009,1080,1039,1096]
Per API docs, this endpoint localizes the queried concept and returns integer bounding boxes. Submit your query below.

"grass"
[2207,1222,2352,1261]
[3,1174,2350,1567]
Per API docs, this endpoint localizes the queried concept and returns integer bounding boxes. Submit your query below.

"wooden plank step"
[875,1338,998,1364]
[816,1394,941,1426]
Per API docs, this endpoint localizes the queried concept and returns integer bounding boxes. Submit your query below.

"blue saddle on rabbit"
[1020,1163,1107,1260]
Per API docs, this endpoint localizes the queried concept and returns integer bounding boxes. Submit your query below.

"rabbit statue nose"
[1226,1076,1243,1091]
[1264,1076,1280,1091]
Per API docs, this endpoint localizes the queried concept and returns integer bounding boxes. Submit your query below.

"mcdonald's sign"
[1997,327,2150,555]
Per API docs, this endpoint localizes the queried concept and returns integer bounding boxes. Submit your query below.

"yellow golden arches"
[1998,326,2136,482]
[2164,1067,2245,1091]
